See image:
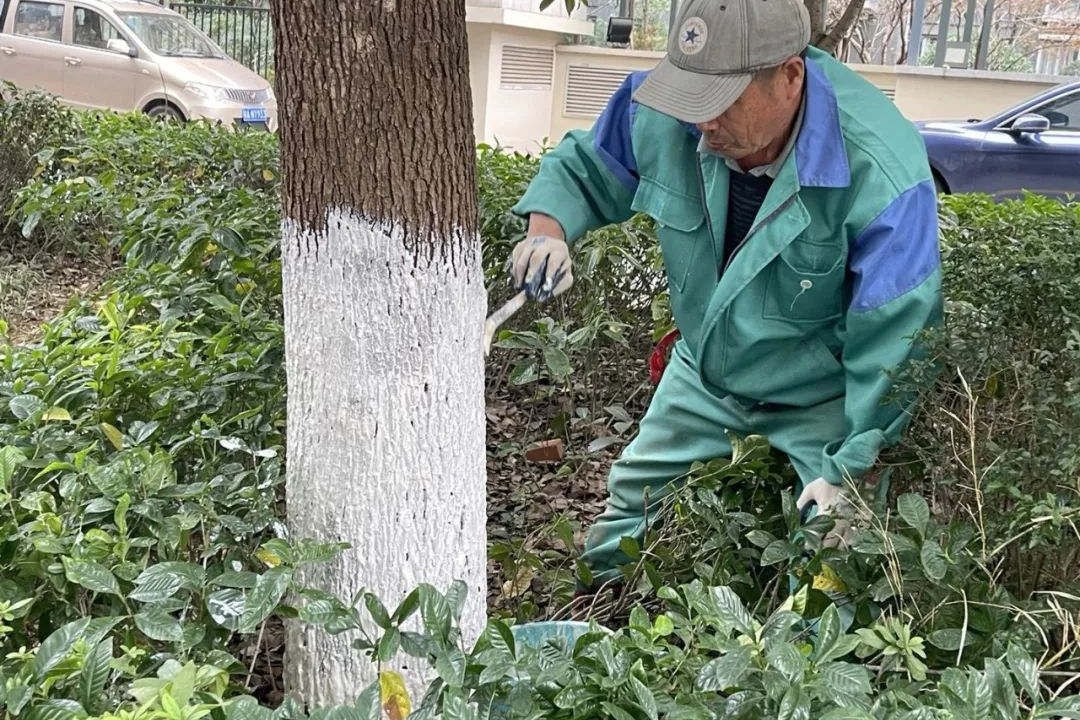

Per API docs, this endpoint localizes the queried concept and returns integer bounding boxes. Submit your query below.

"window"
[13,0,64,42]
[117,12,221,58]
[73,7,123,49]
[1036,92,1080,131]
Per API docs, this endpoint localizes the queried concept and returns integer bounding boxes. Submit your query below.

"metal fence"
[166,1,274,79]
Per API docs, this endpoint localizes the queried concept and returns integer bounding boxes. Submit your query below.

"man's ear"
[781,56,805,100]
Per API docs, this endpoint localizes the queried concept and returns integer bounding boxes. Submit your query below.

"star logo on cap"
[677,16,708,55]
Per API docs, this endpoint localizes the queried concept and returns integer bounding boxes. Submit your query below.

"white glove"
[509,235,573,302]
[796,477,854,549]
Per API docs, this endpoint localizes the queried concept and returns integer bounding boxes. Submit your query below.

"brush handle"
[484,290,528,353]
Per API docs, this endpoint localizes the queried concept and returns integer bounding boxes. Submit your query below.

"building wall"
[543,46,1071,147]
[466,23,494,142]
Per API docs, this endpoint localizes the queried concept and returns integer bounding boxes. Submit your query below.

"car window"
[73,7,123,49]
[1035,93,1080,131]
[13,0,64,41]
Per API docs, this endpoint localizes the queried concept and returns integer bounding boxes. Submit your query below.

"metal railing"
[165,1,273,79]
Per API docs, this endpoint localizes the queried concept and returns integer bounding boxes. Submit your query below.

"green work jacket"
[512,48,943,485]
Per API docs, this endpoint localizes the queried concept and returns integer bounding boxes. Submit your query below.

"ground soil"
[0,248,114,345]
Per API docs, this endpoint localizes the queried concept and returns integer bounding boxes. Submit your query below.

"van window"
[13,0,63,41]
[73,7,123,49]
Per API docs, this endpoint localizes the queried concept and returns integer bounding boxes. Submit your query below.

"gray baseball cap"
[632,0,811,123]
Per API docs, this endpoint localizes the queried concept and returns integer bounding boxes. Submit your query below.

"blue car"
[917,81,1080,199]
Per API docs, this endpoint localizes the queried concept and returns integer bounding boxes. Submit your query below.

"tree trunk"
[269,0,487,706]
[805,0,826,44]
[818,0,868,54]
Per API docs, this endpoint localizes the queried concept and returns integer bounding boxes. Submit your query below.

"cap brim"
[631,57,753,124]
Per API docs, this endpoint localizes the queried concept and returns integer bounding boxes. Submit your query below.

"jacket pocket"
[631,179,707,292]
[762,250,845,324]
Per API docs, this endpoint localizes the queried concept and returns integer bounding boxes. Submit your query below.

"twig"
[246,619,267,691]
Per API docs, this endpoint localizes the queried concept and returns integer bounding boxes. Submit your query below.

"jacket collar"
[795,55,850,188]
[681,54,850,189]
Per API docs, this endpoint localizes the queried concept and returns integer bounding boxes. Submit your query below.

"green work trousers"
[582,339,848,583]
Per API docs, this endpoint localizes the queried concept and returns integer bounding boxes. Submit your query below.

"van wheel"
[146,104,185,122]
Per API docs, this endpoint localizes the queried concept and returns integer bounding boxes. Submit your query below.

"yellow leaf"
[41,407,72,422]
[100,422,124,451]
[254,547,281,568]
[812,562,847,593]
[262,169,275,182]
[500,568,535,599]
[379,671,411,720]
[235,281,255,295]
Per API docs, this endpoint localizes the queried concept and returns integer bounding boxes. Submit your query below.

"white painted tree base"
[281,209,487,706]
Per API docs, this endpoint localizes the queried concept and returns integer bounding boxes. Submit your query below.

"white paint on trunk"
[282,208,487,706]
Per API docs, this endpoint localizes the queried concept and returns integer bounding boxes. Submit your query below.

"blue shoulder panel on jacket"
[849,179,940,312]
[592,71,648,192]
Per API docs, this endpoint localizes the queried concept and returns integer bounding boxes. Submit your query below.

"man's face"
[696,58,805,160]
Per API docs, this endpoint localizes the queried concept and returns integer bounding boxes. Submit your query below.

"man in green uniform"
[507,0,942,585]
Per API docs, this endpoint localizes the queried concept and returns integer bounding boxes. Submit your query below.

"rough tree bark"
[814,0,869,54]
[803,0,867,55]
[269,0,487,706]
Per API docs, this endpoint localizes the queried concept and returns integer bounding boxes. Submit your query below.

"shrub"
[0,92,1077,720]
[0,84,80,252]
[892,194,1080,598]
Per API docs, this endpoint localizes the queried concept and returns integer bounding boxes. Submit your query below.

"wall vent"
[499,45,554,89]
[564,64,632,117]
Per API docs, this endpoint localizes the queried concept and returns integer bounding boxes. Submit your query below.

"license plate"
[242,107,268,123]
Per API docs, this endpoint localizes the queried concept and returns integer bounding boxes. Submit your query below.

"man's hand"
[796,477,854,548]
[509,235,573,302]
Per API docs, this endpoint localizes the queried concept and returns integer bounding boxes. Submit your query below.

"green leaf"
[745,530,776,548]
[813,604,841,661]
[24,700,87,720]
[543,346,572,380]
[33,618,90,679]
[485,620,515,661]
[79,638,112,712]
[353,680,381,720]
[62,558,121,596]
[766,639,805,681]
[820,710,875,720]
[629,676,658,720]
[207,589,246,631]
[1034,697,1080,719]
[1007,643,1039,700]
[445,580,468,622]
[7,685,33,715]
[600,703,638,720]
[817,662,872,698]
[619,535,641,560]
[920,539,948,581]
[709,586,754,635]
[10,394,43,420]
[928,628,970,651]
[211,570,259,589]
[364,593,391,629]
[897,494,930,537]
[0,446,26,492]
[238,568,291,633]
[128,573,182,604]
[697,647,752,691]
[778,686,810,720]
[653,614,674,636]
[761,540,799,566]
[134,607,183,642]
[508,361,539,385]
[420,584,452,638]
[391,588,420,623]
